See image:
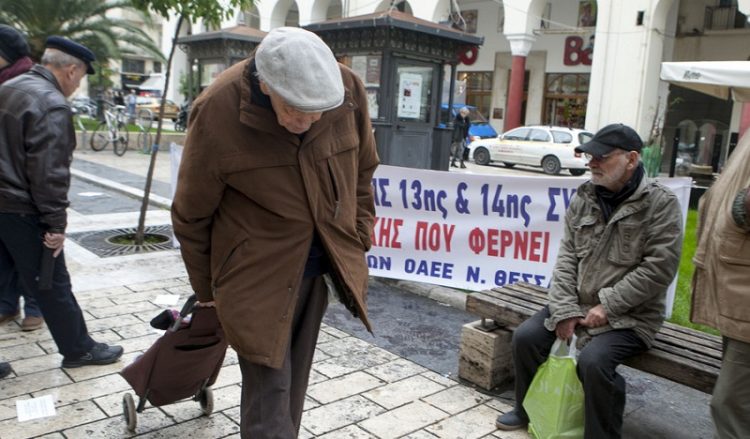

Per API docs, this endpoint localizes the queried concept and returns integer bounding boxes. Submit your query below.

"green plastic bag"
[522,336,585,439]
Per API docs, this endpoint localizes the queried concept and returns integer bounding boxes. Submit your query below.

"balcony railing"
[704,5,749,31]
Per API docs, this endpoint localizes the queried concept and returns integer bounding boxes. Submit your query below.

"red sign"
[563,36,592,66]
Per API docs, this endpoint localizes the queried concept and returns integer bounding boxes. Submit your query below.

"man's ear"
[259,80,270,95]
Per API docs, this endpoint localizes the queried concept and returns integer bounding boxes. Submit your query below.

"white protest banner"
[368,165,691,313]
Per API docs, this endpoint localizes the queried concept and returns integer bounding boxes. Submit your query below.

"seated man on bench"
[495,124,683,439]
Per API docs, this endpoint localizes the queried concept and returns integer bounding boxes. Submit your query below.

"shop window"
[153,62,162,74]
[458,71,493,120]
[543,73,589,128]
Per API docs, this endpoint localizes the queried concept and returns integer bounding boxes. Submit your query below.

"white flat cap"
[256,27,344,112]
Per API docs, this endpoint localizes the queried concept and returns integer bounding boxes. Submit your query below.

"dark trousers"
[238,276,328,438]
[711,337,750,439]
[0,271,42,317]
[0,213,94,357]
[512,307,647,439]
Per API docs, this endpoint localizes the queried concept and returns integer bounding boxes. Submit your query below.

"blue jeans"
[0,271,42,317]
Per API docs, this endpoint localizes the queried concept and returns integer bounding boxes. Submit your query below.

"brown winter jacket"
[171,58,379,368]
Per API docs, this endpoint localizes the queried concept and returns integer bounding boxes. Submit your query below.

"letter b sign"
[564,36,592,66]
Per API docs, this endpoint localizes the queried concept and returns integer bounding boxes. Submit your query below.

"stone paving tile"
[318,424,378,438]
[307,371,385,404]
[366,358,428,383]
[403,430,440,438]
[212,364,243,389]
[0,368,72,399]
[85,300,160,319]
[425,404,500,438]
[0,394,31,422]
[490,429,531,439]
[107,289,172,306]
[80,314,144,333]
[299,427,314,439]
[221,406,241,425]
[159,384,242,423]
[302,395,385,436]
[36,434,65,439]
[1,340,48,362]
[320,325,350,339]
[317,330,339,344]
[317,336,374,357]
[0,400,106,438]
[362,375,446,410]
[164,284,196,296]
[10,352,67,377]
[135,412,240,438]
[421,370,458,387]
[314,347,397,379]
[72,286,133,301]
[117,333,161,353]
[308,369,328,385]
[36,373,131,407]
[422,385,492,415]
[65,351,141,383]
[314,347,332,363]
[484,399,514,413]
[0,326,54,349]
[62,407,175,438]
[94,391,135,418]
[113,321,164,339]
[357,401,449,439]
[77,296,118,309]
[126,278,187,292]
[304,395,320,411]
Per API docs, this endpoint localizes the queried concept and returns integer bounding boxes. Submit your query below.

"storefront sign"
[564,36,593,66]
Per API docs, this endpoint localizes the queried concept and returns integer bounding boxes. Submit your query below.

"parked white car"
[468,125,593,175]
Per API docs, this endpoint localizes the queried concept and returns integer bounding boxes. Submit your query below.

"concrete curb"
[71,168,172,210]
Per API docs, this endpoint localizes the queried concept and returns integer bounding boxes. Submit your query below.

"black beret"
[0,25,30,64]
[45,36,96,74]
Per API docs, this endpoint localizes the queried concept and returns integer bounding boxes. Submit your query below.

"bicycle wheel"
[137,129,152,154]
[90,121,110,151]
[113,122,130,156]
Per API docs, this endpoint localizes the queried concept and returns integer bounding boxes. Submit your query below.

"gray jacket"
[0,65,75,232]
[545,177,683,347]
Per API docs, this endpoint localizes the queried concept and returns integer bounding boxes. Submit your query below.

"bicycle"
[136,108,154,154]
[71,107,88,148]
[90,104,130,156]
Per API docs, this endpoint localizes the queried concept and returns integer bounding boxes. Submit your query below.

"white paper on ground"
[154,294,180,306]
[16,394,56,422]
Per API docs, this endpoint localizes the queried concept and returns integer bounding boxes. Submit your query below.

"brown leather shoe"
[0,311,20,325]
[21,316,44,331]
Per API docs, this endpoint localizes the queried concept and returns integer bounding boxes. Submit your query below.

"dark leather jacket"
[0,65,75,232]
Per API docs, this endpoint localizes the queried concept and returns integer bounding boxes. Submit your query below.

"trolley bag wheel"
[123,392,137,431]
[198,387,214,415]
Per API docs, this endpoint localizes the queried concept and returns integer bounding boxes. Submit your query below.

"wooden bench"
[459,282,722,394]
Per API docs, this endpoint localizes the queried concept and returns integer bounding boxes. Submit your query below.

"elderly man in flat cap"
[495,124,683,438]
[0,36,123,375]
[172,26,379,437]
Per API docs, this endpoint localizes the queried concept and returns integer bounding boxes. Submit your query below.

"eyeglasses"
[585,150,626,162]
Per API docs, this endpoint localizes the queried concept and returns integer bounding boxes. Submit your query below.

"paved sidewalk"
[0,149,714,438]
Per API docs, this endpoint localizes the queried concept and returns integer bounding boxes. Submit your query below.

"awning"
[136,74,165,91]
[660,61,750,102]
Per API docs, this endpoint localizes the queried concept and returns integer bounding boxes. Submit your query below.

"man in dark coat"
[450,106,471,168]
[0,37,123,375]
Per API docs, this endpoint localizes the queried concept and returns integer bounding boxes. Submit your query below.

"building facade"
[151,0,750,173]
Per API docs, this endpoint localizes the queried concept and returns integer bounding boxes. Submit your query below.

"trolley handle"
[169,295,197,332]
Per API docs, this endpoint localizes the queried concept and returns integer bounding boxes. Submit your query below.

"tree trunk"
[134,14,184,245]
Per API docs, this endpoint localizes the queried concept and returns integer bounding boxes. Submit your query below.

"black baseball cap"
[45,36,96,74]
[575,123,643,156]
[0,25,30,63]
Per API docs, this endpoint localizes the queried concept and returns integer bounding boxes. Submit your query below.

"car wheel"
[473,147,491,165]
[569,168,586,176]
[502,162,516,168]
[541,155,562,175]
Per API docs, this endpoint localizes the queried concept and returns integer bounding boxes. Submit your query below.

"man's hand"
[555,317,581,340]
[43,232,65,258]
[196,301,215,308]
[580,304,609,328]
